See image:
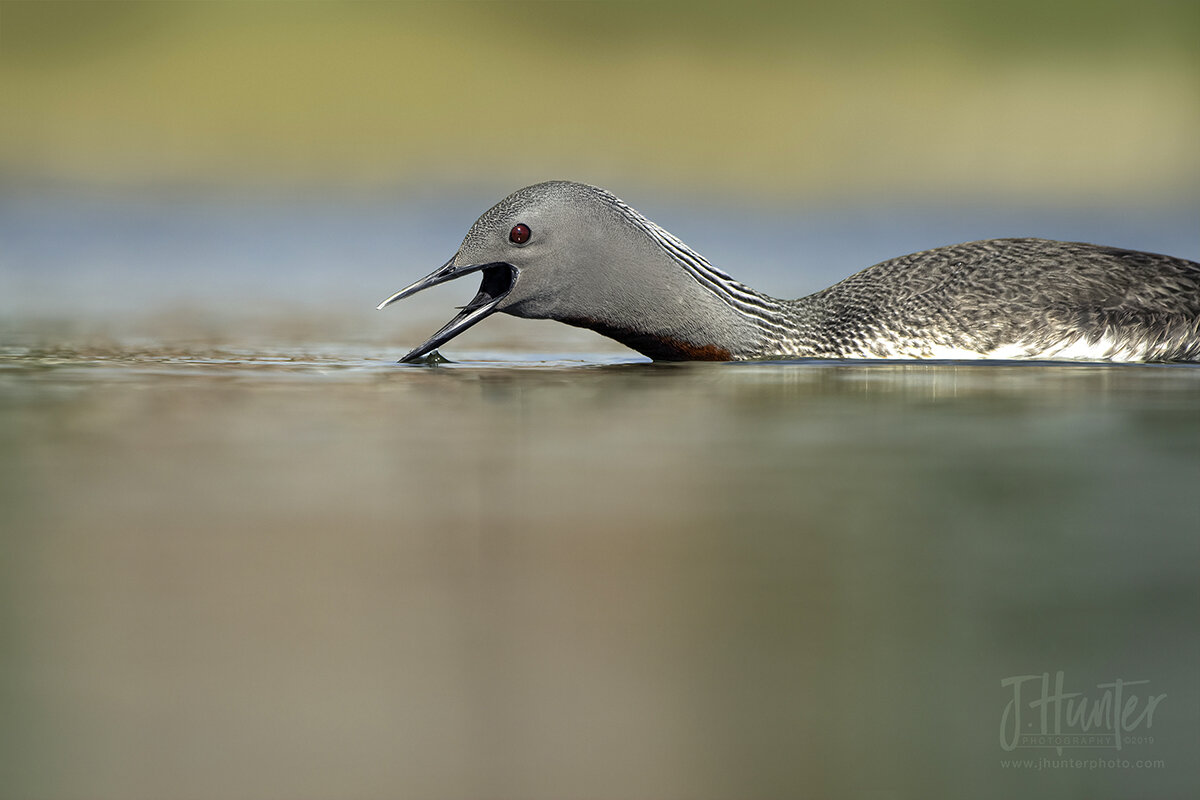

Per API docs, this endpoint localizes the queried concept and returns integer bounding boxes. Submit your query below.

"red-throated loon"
[378,181,1200,363]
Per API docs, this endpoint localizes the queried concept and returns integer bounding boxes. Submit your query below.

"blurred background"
[2,3,1199,800]
[2,0,1198,336]
[3,0,1199,196]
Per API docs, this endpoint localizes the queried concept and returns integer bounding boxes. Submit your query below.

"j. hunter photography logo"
[1000,671,1167,755]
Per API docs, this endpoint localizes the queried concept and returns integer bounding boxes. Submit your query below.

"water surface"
[2,342,1197,800]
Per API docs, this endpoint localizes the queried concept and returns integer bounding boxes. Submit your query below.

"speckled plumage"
[773,238,1200,361]
[379,181,1200,363]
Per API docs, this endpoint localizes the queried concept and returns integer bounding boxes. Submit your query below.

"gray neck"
[523,255,776,361]
[556,242,801,362]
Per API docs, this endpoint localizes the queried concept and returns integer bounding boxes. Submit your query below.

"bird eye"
[509,223,531,245]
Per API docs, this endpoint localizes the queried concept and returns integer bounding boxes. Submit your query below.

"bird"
[377,181,1200,364]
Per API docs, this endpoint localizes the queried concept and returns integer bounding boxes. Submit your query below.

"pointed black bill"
[376,257,517,363]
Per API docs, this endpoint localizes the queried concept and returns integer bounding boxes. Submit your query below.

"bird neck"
[555,263,794,361]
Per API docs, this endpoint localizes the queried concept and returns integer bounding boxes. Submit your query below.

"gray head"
[377,181,770,361]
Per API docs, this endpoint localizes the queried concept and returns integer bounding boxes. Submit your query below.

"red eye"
[509,223,531,244]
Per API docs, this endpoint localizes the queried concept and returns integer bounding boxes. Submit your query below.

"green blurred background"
[3,0,1198,200]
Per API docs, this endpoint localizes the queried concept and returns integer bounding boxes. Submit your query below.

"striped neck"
[576,184,802,355]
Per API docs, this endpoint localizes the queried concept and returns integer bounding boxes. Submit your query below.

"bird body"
[378,181,1200,363]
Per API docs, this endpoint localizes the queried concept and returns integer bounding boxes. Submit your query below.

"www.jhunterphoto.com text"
[1000,756,1166,771]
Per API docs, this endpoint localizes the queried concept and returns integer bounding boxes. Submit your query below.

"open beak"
[376,256,518,363]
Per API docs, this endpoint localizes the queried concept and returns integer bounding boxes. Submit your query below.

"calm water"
[2,190,1199,799]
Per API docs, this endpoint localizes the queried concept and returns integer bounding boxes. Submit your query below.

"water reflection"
[2,352,1198,799]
